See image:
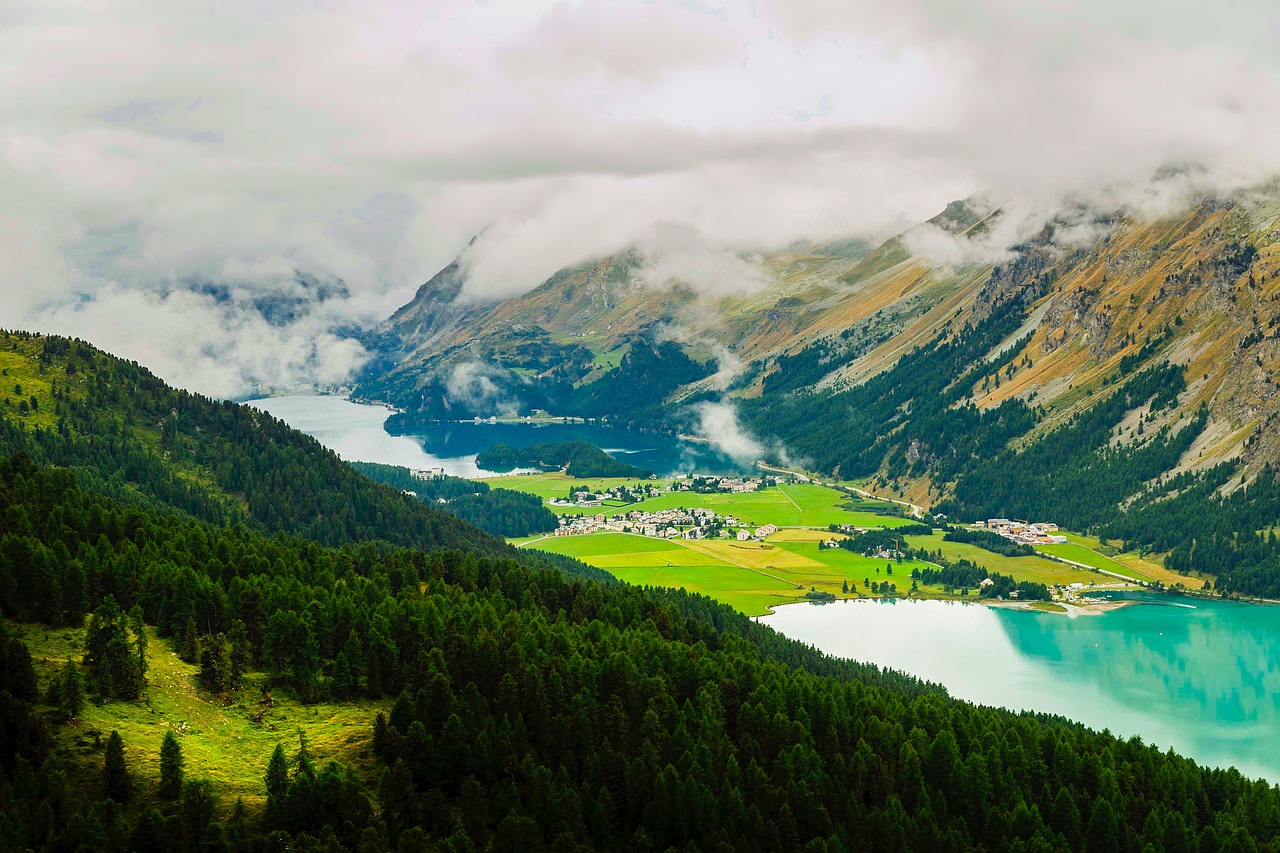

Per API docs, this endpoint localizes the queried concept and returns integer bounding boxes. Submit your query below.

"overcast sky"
[4,0,1280,397]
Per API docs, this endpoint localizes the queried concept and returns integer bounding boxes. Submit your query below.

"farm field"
[525,532,935,615]
[477,473,669,507]
[1058,531,1212,589]
[1034,542,1136,575]
[601,484,912,528]
[15,622,388,808]
[909,531,1113,587]
[482,475,915,527]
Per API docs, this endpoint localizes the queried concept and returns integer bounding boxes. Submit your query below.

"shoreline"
[985,598,1136,617]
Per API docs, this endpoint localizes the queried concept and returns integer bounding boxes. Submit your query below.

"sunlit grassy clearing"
[17,622,388,809]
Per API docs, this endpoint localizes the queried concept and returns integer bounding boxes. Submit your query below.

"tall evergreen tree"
[102,730,131,803]
[264,742,289,822]
[159,730,184,799]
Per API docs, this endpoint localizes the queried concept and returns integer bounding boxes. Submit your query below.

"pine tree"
[58,659,84,719]
[228,620,252,684]
[130,605,148,679]
[159,730,184,799]
[180,617,200,664]
[103,730,131,803]
[83,596,143,701]
[265,743,289,815]
[294,731,315,781]
[1084,798,1119,852]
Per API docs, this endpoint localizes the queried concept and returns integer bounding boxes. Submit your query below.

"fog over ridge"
[3,0,1280,395]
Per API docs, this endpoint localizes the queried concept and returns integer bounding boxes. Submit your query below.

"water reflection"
[760,594,1280,780]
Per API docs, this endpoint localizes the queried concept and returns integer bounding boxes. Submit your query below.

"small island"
[476,439,653,479]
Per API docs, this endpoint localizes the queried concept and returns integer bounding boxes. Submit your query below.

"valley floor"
[493,474,1205,617]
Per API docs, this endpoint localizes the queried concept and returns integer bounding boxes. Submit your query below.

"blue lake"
[760,591,1280,781]
[248,395,746,478]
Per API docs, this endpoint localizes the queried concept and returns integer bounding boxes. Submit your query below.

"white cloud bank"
[3,0,1280,395]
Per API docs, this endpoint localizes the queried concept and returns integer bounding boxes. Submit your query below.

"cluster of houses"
[551,483,663,509]
[977,518,1069,545]
[553,507,779,542]
[670,476,766,494]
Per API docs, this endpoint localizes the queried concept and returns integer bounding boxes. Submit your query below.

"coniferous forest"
[4,331,1280,851]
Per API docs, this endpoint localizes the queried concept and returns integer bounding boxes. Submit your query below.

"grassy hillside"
[17,622,387,808]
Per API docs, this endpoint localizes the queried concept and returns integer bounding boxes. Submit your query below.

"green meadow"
[16,622,388,808]
[527,531,933,616]
[489,473,918,527]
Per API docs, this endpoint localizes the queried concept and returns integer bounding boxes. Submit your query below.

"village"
[550,475,770,510]
[547,476,781,541]
[552,505,780,542]
[976,517,1069,545]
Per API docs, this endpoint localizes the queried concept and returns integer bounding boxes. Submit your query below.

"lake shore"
[986,598,1135,617]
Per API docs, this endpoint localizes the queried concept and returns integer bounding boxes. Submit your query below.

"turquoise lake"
[249,395,745,477]
[761,592,1280,781]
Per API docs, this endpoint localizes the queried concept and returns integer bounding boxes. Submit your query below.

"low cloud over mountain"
[4,0,1280,395]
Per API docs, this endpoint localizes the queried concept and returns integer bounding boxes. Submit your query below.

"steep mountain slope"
[0,331,581,566]
[359,184,1280,594]
[360,190,1280,479]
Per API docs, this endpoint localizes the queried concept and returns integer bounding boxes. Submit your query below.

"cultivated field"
[908,531,1110,587]
[527,531,934,615]
[490,474,918,527]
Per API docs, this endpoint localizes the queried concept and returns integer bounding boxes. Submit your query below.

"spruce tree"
[130,605,147,679]
[180,617,199,664]
[264,743,289,818]
[103,730,131,803]
[58,659,84,719]
[159,730,184,799]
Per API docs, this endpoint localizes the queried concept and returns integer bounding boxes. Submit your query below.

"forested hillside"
[351,462,558,537]
[0,332,532,557]
[4,330,1280,849]
[3,397,1280,850]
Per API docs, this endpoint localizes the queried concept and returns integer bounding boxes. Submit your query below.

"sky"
[3,0,1280,397]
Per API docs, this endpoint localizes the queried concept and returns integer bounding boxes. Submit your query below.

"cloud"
[444,360,521,416]
[33,285,367,400]
[3,0,1280,395]
[692,401,765,465]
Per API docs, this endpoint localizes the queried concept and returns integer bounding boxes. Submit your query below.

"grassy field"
[16,622,388,809]
[1053,531,1212,589]
[507,479,917,527]
[0,343,73,431]
[908,531,1110,587]
[1035,542,1136,574]
[478,473,671,510]
[526,531,934,615]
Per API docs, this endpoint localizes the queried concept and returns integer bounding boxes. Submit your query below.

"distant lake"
[761,591,1280,781]
[248,395,747,478]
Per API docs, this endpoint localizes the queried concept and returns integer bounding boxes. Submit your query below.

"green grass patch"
[614,483,918,528]
[909,531,1105,587]
[17,622,388,809]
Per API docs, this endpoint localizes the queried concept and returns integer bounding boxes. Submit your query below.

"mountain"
[359,184,1280,596]
[5,329,1280,850]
